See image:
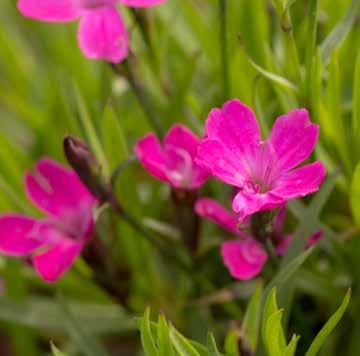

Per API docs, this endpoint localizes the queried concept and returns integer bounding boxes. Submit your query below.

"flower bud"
[64,135,113,204]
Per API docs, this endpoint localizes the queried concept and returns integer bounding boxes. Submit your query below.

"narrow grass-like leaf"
[265,248,314,296]
[305,289,351,356]
[73,83,110,177]
[101,101,129,171]
[51,343,67,356]
[263,309,284,356]
[158,313,174,356]
[304,0,318,102]
[353,52,360,159]
[320,0,360,65]
[248,57,298,92]
[169,324,201,356]
[283,335,300,356]
[261,288,286,351]
[141,308,158,356]
[207,332,221,356]
[58,297,110,356]
[350,163,360,228]
[241,282,263,352]
[224,329,240,356]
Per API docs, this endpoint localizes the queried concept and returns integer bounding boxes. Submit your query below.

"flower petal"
[268,109,319,174]
[275,234,292,256]
[25,158,95,219]
[33,238,83,283]
[195,198,247,238]
[271,161,326,200]
[0,215,46,256]
[164,124,200,159]
[135,133,168,183]
[119,0,167,7]
[78,6,128,63]
[306,230,323,248]
[196,139,248,187]
[221,240,267,280]
[17,0,80,22]
[232,190,285,222]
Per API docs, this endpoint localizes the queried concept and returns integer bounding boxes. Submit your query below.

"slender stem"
[110,61,164,138]
[219,0,230,100]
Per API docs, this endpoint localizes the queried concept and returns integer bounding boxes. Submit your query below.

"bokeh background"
[0,0,359,355]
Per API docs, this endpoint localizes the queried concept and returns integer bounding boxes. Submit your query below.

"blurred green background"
[0,0,359,355]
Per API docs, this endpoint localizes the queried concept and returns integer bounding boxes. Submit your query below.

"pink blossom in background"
[135,124,210,190]
[195,198,322,280]
[196,99,326,223]
[0,158,96,282]
[17,0,167,63]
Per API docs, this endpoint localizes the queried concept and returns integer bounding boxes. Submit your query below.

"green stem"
[219,0,230,100]
[111,61,164,138]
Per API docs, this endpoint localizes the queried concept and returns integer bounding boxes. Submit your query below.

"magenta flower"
[17,0,167,63]
[195,198,322,280]
[196,99,326,222]
[135,124,210,190]
[0,158,96,282]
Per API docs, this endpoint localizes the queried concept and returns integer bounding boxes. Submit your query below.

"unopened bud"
[64,135,115,205]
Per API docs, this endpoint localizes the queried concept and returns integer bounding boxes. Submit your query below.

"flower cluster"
[17,0,167,62]
[136,99,326,280]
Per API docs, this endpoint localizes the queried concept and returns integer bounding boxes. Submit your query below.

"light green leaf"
[51,343,67,356]
[353,52,360,158]
[320,0,360,65]
[262,288,286,353]
[263,309,284,356]
[224,330,240,356]
[241,282,263,352]
[58,297,110,356]
[101,100,129,171]
[265,248,314,296]
[350,163,360,227]
[248,57,298,92]
[284,335,300,356]
[207,332,221,356]
[305,289,351,356]
[169,324,201,356]
[73,83,110,177]
[158,314,174,356]
[141,308,158,356]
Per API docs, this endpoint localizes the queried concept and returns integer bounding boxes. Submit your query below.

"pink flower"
[195,198,322,280]
[0,158,96,282]
[17,0,167,63]
[196,99,326,222]
[135,124,210,190]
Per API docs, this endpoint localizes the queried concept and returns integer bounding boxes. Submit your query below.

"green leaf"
[57,297,110,356]
[261,288,286,353]
[353,51,360,159]
[320,0,360,65]
[283,335,300,356]
[241,282,263,352]
[350,163,360,228]
[265,248,314,296]
[51,343,67,356]
[141,308,158,356]
[101,100,129,171]
[263,309,285,356]
[158,314,174,356]
[207,332,221,356]
[305,289,351,356]
[169,324,201,356]
[0,297,135,335]
[73,83,110,177]
[224,330,240,356]
[247,57,298,92]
